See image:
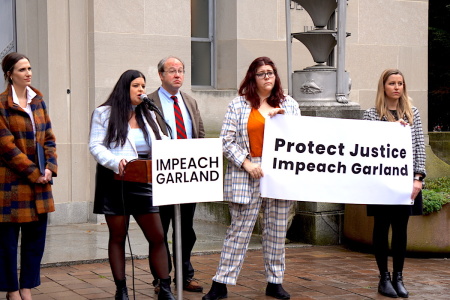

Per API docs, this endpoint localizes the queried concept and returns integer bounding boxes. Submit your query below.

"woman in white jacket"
[89,70,174,300]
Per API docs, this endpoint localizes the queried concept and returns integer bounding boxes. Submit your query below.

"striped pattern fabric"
[0,85,57,223]
[171,96,187,139]
[363,107,426,177]
[147,90,205,139]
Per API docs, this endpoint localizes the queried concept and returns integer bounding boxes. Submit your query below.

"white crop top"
[129,128,151,156]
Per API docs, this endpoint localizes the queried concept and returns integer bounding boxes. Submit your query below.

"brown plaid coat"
[0,85,57,223]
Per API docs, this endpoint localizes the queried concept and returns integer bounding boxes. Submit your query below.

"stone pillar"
[288,0,361,245]
[288,202,344,245]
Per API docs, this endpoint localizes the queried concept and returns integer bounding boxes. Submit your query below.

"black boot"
[392,272,409,298]
[202,281,227,300]
[378,272,398,298]
[114,279,129,300]
[158,277,175,300]
[265,282,290,299]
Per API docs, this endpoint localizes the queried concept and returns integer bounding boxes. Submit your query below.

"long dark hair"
[100,70,161,147]
[238,56,284,109]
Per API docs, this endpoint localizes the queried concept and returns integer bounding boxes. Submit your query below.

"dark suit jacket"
[147,89,205,139]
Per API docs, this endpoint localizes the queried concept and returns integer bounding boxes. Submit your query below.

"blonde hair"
[375,69,414,124]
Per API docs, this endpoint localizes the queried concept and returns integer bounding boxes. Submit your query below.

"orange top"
[248,108,265,157]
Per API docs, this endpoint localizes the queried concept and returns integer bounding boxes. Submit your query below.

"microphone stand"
[144,99,183,299]
[144,99,173,139]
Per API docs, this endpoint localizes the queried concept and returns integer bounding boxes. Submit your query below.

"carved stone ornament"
[300,79,323,94]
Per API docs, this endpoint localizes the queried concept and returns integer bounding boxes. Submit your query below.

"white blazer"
[89,105,166,174]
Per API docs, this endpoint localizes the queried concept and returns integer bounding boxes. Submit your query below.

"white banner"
[260,116,414,205]
[152,138,223,206]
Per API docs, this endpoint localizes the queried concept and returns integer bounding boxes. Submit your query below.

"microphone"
[139,94,158,111]
[139,94,173,139]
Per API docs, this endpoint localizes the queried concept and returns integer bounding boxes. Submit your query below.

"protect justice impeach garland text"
[272,138,408,176]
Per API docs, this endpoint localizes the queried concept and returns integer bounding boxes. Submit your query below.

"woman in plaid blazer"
[364,69,426,298]
[203,57,301,300]
[0,53,57,300]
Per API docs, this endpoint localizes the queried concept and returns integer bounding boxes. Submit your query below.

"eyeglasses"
[256,71,275,79]
[164,69,185,75]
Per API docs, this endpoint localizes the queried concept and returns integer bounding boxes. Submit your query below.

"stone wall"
[429,132,450,165]
[344,203,450,254]
[12,0,429,226]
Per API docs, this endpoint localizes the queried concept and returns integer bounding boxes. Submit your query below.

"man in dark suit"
[147,56,205,294]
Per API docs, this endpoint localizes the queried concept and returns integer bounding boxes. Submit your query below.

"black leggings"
[373,214,410,273]
[105,213,169,283]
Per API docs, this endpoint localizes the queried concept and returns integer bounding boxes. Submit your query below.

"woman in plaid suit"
[0,52,57,300]
[364,69,426,298]
[89,70,175,300]
[203,57,300,300]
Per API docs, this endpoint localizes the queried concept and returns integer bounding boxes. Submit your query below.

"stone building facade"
[0,0,428,225]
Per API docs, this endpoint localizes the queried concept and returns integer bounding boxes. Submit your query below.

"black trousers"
[373,213,410,273]
[0,213,48,291]
[151,203,197,284]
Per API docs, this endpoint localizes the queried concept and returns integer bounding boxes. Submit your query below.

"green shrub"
[424,177,450,193]
[422,177,450,215]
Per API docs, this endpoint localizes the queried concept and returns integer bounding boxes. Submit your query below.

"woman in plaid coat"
[0,52,57,300]
[364,69,426,298]
[203,57,301,300]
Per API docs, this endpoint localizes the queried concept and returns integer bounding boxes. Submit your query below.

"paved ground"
[1,221,449,299]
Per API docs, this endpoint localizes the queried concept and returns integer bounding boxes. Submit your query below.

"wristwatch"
[414,175,424,181]
[414,175,425,188]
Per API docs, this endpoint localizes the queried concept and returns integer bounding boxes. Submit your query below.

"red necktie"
[171,96,187,139]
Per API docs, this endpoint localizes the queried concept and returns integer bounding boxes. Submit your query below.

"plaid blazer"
[0,85,57,223]
[221,95,301,204]
[363,107,426,177]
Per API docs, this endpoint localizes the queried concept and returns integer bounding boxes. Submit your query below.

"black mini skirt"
[93,163,159,215]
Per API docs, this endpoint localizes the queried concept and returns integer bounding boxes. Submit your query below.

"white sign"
[260,116,414,205]
[152,138,223,206]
